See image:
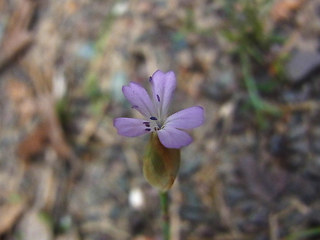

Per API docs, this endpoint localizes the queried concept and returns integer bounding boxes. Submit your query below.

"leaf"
[143,133,180,192]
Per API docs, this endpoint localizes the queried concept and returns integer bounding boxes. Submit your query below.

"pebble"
[17,210,53,240]
[202,70,236,101]
[286,50,320,83]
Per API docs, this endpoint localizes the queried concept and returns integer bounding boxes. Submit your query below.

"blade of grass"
[284,227,320,240]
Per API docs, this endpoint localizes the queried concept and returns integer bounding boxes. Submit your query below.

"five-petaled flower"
[113,70,204,149]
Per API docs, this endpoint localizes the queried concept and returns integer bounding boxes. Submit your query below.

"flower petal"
[122,82,156,117]
[114,118,151,137]
[157,126,193,149]
[150,70,176,118]
[165,106,204,130]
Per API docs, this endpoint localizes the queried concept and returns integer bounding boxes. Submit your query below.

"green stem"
[160,191,170,240]
[240,52,280,116]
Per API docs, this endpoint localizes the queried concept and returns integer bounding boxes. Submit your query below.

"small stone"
[17,210,53,240]
[129,188,145,210]
[112,2,129,16]
[202,70,236,101]
[287,125,307,140]
[286,50,320,83]
[289,140,310,154]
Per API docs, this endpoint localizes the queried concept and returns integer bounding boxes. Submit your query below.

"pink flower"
[114,70,204,149]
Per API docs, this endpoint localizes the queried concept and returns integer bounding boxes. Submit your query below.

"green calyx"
[143,133,180,192]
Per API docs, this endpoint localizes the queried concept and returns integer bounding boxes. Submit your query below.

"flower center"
[143,116,165,132]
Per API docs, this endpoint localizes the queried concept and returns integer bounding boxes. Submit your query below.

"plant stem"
[160,191,170,240]
[240,52,280,116]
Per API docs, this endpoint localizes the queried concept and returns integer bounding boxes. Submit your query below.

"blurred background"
[0,0,320,239]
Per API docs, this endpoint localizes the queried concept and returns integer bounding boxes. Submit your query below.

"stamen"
[143,122,150,127]
[154,127,157,131]
[156,94,160,102]
[149,76,152,82]
[145,128,151,131]
[132,105,138,109]
[150,116,158,120]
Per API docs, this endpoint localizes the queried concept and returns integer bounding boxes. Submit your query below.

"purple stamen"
[156,94,160,102]
[150,116,157,120]
[132,105,138,109]
[145,128,151,131]
[149,76,152,82]
[143,121,150,127]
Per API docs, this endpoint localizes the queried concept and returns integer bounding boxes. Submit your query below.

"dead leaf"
[271,0,307,22]
[17,121,50,161]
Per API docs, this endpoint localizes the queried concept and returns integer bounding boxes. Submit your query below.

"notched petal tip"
[150,70,165,84]
[165,105,205,130]
[122,82,144,94]
[151,70,176,82]
[121,81,156,117]
[113,117,125,128]
[129,81,143,87]
[121,85,128,94]
[150,69,177,117]
[152,69,164,76]
[195,105,205,125]
[113,118,119,126]
[165,70,176,80]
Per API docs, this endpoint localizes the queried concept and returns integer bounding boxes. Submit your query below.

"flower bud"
[143,133,180,192]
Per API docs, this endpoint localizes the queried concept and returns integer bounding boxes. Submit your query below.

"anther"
[150,116,158,120]
[143,121,150,127]
[145,128,151,131]
[149,76,152,82]
[132,105,138,109]
[156,94,160,102]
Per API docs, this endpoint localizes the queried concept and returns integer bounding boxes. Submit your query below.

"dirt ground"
[0,0,320,240]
